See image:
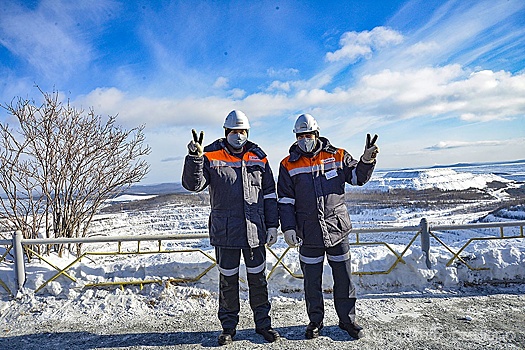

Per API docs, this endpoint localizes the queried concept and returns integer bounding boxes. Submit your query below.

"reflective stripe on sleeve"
[264,193,277,199]
[278,197,295,205]
[245,160,266,167]
[351,168,358,185]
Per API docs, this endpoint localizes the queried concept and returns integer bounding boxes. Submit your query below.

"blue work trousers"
[215,246,271,330]
[299,240,357,324]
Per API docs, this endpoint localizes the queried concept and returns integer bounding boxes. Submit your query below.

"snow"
[0,164,524,348]
[357,168,511,191]
[107,194,158,202]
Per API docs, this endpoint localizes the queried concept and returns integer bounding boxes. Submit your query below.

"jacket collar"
[204,138,267,159]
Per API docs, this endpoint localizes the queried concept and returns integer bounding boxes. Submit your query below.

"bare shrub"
[0,88,150,256]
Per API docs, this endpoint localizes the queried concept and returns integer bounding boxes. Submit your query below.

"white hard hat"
[223,110,250,130]
[293,113,320,133]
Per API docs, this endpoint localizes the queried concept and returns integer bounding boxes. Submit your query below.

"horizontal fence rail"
[0,219,524,295]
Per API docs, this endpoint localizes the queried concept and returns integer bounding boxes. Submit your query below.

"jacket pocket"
[209,210,228,245]
[297,213,324,247]
[325,205,351,233]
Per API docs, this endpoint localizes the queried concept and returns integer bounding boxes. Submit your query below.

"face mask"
[297,137,316,153]
[227,132,247,149]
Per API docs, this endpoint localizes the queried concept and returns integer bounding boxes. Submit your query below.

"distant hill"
[428,159,525,169]
[125,159,525,196]
[362,168,510,191]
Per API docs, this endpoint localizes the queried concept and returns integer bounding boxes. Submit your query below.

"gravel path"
[3,287,525,350]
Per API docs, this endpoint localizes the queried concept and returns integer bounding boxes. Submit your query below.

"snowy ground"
[2,287,525,350]
[1,165,524,349]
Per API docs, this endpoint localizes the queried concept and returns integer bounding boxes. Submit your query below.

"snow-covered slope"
[360,168,510,191]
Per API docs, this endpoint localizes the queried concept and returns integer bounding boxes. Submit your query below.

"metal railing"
[1,219,524,295]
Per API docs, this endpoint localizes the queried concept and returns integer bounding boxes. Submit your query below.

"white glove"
[266,227,278,247]
[361,133,379,164]
[187,129,204,157]
[283,229,301,247]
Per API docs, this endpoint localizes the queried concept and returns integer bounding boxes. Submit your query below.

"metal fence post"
[419,218,431,269]
[13,230,26,292]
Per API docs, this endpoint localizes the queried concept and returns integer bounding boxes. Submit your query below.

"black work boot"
[338,321,364,339]
[255,327,280,342]
[305,321,324,339]
[218,328,236,345]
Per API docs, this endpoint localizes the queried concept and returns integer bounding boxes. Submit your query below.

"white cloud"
[75,88,230,128]
[78,87,126,112]
[213,77,229,89]
[347,66,525,122]
[229,89,246,99]
[426,140,509,150]
[267,81,292,92]
[75,63,525,137]
[258,65,525,128]
[267,67,299,78]
[325,26,403,63]
[425,138,525,151]
[405,41,440,56]
[355,1,525,77]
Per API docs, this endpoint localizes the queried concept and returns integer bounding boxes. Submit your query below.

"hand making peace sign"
[361,133,379,163]
[187,129,204,157]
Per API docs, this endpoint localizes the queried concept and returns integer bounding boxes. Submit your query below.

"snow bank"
[2,229,523,301]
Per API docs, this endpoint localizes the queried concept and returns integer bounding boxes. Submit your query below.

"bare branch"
[0,88,150,255]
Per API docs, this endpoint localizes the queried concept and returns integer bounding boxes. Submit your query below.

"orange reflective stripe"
[205,150,241,167]
[205,149,267,167]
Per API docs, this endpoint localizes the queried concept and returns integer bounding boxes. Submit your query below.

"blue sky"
[1,0,524,185]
